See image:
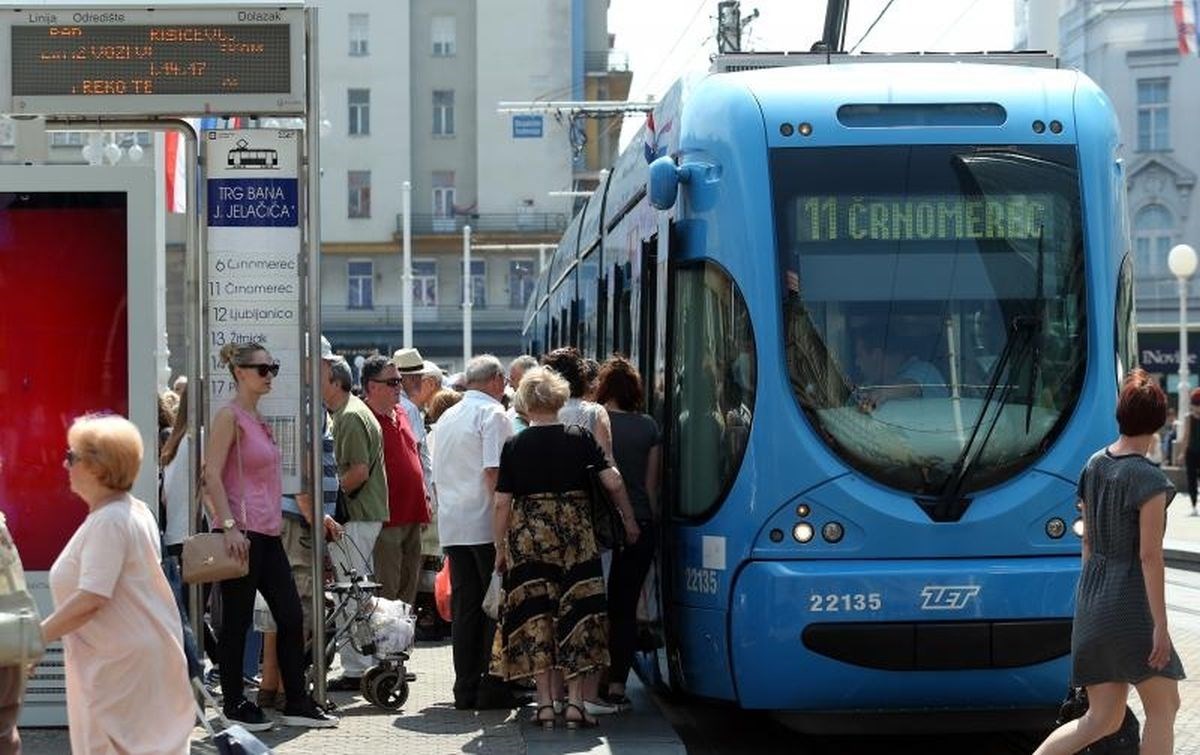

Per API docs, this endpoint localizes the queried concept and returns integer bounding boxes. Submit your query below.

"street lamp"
[1168,243,1198,428]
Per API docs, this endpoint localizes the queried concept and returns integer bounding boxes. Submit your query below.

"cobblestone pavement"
[20,640,527,755]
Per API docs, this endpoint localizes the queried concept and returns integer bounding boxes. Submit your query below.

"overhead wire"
[639,0,710,96]
[929,0,985,48]
[849,0,898,53]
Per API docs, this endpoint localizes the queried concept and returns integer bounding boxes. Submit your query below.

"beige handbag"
[182,427,250,585]
[0,515,44,667]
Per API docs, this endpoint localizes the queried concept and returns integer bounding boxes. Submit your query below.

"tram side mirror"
[649,156,681,210]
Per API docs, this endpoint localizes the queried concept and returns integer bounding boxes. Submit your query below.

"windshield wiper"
[919,312,1042,522]
[1023,225,1046,433]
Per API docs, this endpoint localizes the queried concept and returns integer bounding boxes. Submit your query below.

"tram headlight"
[796,503,810,518]
[1072,518,1085,537]
[1045,517,1066,539]
[821,521,844,544]
[792,522,814,543]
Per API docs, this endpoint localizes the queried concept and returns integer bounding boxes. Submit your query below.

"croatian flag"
[1176,0,1199,56]
[164,131,186,213]
[643,112,659,163]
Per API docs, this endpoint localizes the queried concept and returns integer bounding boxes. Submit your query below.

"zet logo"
[919,585,981,610]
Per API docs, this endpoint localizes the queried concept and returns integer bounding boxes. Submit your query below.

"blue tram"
[523,54,1132,726]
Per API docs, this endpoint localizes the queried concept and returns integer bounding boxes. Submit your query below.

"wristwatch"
[222,518,237,531]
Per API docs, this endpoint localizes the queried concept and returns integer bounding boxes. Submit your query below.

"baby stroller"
[318,539,416,710]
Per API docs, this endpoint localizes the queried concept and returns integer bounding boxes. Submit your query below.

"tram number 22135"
[684,567,719,595]
[808,592,882,613]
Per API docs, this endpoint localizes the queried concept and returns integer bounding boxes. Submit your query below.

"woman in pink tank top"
[204,342,338,731]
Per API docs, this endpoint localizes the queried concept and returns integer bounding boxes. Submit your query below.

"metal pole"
[305,5,327,701]
[539,243,547,273]
[463,225,473,368]
[1180,275,1191,428]
[402,180,413,348]
[181,120,204,660]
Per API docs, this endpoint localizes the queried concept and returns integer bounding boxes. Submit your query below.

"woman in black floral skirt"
[491,367,639,729]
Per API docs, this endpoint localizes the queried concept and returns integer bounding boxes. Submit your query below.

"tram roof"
[732,61,1082,108]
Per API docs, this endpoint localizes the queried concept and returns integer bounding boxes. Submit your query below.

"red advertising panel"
[0,192,128,570]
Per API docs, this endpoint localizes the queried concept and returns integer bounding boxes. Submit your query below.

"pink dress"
[49,496,193,754]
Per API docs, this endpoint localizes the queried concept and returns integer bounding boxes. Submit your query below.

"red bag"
[434,559,452,622]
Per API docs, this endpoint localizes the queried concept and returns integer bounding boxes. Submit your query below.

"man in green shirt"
[320,339,387,689]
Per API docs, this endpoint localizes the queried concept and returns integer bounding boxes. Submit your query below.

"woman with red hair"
[1035,369,1184,755]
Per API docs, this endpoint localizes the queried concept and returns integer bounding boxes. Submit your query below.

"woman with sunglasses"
[205,342,337,731]
[42,414,195,754]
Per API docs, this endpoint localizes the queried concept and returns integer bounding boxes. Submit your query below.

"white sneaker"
[583,699,619,716]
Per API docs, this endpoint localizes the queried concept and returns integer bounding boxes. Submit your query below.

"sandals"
[533,704,557,730]
[563,702,599,730]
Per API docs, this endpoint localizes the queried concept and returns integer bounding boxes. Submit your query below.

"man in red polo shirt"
[360,354,430,605]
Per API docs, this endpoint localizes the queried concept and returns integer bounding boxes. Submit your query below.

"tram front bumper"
[729,556,1078,711]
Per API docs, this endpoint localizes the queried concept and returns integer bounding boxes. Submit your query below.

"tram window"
[669,261,756,520]
[772,144,1086,497]
[1116,254,1136,380]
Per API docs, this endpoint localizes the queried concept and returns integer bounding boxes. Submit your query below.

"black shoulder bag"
[566,425,625,551]
[334,415,381,525]
[1056,687,1140,754]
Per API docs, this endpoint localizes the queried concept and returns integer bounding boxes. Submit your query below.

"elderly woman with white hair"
[491,367,640,730]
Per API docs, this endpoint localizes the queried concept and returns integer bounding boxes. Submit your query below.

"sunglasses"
[370,378,403,388]
[65,448,80,466]
[240,362,280,377]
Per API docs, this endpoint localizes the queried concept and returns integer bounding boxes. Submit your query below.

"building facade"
[1057,0,1200,394]
[318,0,629,371]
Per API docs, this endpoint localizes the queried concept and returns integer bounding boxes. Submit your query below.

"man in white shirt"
[429,354,516,710]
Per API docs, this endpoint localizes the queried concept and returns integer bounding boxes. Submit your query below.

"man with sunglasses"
[361,355,430,608]
[320,339,388,691]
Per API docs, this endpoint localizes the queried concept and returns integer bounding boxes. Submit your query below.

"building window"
[349,13,369,56]
[348,89,370,135]
[1134,204,1173,279]
[348,260,374,309]
[432,171,456,231]
[509,259,536,308]
[470,260,487,307]
[433,90,455,136]
[348,170,371,218]
[432,16,456,56]
[413,260,438,307]
[1137,78,1169,152]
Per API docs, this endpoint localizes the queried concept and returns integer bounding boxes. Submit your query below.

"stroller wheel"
[359,665,385,704]
[367,669,408,710]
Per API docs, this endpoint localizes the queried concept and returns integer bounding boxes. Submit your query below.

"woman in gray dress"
[1035,369,1184,755]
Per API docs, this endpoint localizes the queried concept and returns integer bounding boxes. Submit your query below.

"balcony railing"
[323,304,526,329]
[585,49,629,73]
[397,212,568,235]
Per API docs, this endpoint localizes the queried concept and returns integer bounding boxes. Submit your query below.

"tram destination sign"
[1,7,306,115]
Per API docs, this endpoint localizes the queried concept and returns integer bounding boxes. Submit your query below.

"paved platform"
[18,638,684,754]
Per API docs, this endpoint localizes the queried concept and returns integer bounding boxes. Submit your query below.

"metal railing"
[323,304,527,328]
[585,49,630,73]
[396,212,568,235]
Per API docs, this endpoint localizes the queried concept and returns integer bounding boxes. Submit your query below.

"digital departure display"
[10,23,291,97]
[795,194,1060,243]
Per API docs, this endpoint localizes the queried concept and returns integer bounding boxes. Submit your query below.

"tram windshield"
[773,145,1086,497]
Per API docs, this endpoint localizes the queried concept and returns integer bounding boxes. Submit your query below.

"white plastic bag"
[481,570,502,621]
[252,591,276,632]
[368,597,416,655]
